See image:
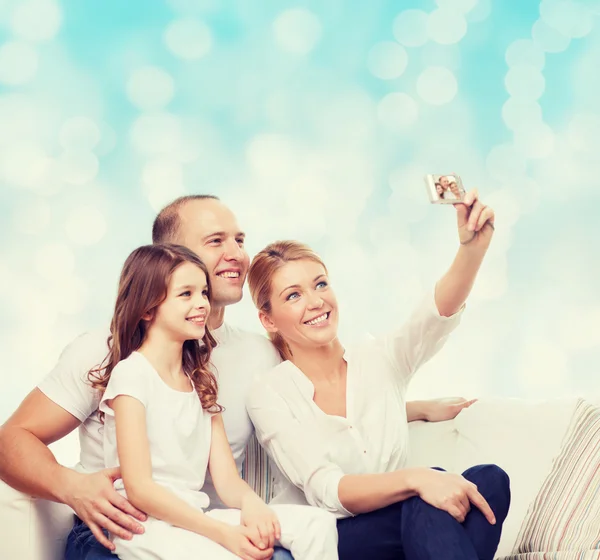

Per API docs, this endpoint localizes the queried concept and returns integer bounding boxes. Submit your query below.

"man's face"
[176,199,249,308]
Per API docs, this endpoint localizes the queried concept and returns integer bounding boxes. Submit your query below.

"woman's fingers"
[467,486,496,524]
[467,200,486,231]
[476,206,495,232]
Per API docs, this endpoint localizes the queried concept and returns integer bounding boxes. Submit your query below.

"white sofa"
[0,397,589,560]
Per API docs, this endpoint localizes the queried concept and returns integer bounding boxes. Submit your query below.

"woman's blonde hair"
[247,240,327,361]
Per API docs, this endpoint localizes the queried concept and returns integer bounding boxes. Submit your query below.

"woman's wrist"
[204,518,232,546]
[402,467,428,495]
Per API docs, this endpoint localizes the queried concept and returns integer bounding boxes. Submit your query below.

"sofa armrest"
[0,479,74,560]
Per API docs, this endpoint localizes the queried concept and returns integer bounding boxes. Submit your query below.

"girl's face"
[260,259,339,351]
[151,262,211,342]
[435,183,443,196]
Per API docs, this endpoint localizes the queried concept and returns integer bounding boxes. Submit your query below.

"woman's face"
[435,183,443,196]
[261,259,339,350]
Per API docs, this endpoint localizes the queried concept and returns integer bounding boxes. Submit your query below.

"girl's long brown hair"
[89,243,222,414]
[247,240,328,361]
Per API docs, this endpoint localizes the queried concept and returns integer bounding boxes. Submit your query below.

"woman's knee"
[463,464,511,515]
[463,464,510,490]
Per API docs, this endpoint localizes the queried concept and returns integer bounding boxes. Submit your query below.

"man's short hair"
[152,194,220,244]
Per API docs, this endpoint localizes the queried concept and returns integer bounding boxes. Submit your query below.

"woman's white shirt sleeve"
[378,291,464,388]
[247,380,352,518]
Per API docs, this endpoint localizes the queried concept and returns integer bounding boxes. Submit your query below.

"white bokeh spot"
[59,117,101,152]
[34,243,75,281]
[11,0,62,42]
[427,9,468,45]
[392,9,429,48]
[273,8,322,55]
[532,19,571,53]
[65,206,107,246]
[367,42,409,80]
[58,150,99,185]
[466,0,492,22]
[130,113,183,155]
[377,93,419,130]
[0,41,38,85]
[142,158,185,213]
[514,122,555,160]
[504,66,545,101]
[12,198,51,235]
[567,113,600,154]
[435,0,478,13]
[127,66,175,111]
[164,18,212,61]
[505,39,545,69]
[246,133,298,179]
[502,98,543,131]
[486,143,527,182]
[539,0,594,39]
[51,275,89,316]
[416,66,457,105]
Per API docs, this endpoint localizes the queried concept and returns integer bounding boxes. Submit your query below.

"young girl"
[89,243,338,560]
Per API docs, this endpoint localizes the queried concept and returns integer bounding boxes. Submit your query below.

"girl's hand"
[413,468,496,524]
[240,494,281,551]
[456,189,495,248]
[220,525,274,560]
[423,397,477,422]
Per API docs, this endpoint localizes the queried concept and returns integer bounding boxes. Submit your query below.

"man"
[0,194,474,560]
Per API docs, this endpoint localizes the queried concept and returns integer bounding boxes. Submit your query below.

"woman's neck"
[289,338,346,385]
[138,328,184,382]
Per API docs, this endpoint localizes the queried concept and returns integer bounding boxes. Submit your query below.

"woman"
[246,190,510,560]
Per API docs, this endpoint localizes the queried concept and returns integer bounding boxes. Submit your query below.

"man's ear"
[258,310,277,334]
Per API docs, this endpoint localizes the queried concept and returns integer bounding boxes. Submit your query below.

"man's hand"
[64,467,147,551]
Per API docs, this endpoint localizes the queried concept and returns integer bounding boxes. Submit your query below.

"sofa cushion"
[502,399,600,559]
[406,418,458,471]
[452,397,579,558]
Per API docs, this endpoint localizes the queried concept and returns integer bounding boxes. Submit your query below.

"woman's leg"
[337,497,480,560]
[460,464,511,560]
[399,496,479,560]
[337,501,405,560]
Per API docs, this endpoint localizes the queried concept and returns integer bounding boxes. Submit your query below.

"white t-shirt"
[38,322,281,505]
[99,352,213,510]
[246,294,463,518]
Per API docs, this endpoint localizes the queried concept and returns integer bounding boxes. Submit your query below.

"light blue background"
[1,0,599,462]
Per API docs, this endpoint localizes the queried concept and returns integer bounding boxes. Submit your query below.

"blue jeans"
[337,464,511,560]
[64,516,294,559]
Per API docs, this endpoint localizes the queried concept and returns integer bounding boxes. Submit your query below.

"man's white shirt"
[38,322,281,507]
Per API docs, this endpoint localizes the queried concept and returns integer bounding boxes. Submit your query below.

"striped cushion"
[501,399,600,560]
[241,433,275,503]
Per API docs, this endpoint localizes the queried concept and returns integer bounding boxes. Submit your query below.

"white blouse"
[246,293,463,518]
